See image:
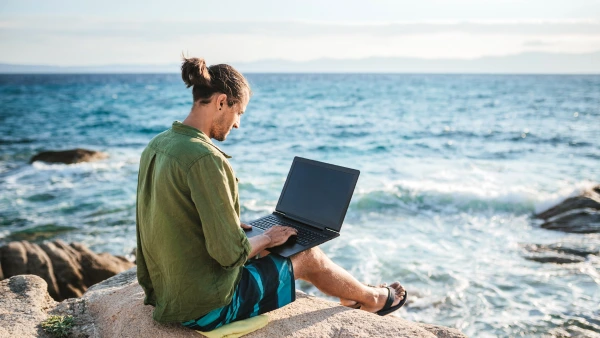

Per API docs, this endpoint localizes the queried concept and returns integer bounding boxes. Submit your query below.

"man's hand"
[263,226,297,248]
[240,222,252,230]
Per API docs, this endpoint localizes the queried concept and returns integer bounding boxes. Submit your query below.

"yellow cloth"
[196,315,269,338]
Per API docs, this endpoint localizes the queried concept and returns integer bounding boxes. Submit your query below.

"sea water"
[0,73,599,337]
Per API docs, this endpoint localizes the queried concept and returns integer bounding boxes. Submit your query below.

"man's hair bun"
[181,57,211,88]
[180,54,250,106]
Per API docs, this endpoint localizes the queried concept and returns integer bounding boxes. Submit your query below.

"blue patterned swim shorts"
[181,254,295,331]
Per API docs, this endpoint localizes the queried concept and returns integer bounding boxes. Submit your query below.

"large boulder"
[30,148,108,164]
[45,267,467,338]
[0,240,134,301]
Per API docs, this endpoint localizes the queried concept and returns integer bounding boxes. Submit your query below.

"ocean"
[0,73,599,337]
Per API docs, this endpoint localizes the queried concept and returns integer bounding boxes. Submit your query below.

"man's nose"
[234,117,240,129]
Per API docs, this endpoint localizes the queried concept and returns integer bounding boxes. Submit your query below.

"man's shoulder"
[144,129,227,168]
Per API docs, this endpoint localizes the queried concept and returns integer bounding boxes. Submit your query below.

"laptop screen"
[275,157,360,231]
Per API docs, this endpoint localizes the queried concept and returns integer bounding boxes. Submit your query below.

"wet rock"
[522,241,599,264]
[534,185,600,234]
[0,240,134,301]
[545,242,600,257]
[30,148,108,164]
[541,210,600,234]
[536,191,600,220]
[536,186,600,220]
[524,253,585,264]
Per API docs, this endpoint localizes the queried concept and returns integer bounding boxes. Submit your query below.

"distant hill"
[1,51,599,74]
[0,63,179,74]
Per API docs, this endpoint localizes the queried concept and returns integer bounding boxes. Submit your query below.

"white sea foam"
[31,159,131,172]
[354,177,598,215]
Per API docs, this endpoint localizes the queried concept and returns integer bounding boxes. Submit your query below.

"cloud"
[1,17,600,65]
[1,17,600,40]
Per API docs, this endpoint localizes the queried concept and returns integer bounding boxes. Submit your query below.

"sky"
[0,0,599,66]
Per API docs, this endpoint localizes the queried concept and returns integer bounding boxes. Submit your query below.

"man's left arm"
[188,155,251,270]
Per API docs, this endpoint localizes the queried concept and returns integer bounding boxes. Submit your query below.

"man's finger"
[240,223,252,229]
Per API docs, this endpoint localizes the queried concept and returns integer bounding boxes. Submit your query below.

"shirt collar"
[171,121,232,158]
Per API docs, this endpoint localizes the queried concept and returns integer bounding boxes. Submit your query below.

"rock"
[0,275,57,338]
[523,242,599,257]
[30,148,108,164]
[0,267,466,338]
[534,185,600,233]
[536,191,600,220]
[524,253,585,264]
[0,241,28,277]
[39,241,87,299]
[0,240,134,301]
[22,241,61,300]
[545,242,599,257]
[521,241,599,264]
[61,267,465,338]
[71,242,134,288]
[541,210,600,233]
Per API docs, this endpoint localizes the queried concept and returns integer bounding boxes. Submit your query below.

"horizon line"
[1,72,599,76]
[1,50,599,69]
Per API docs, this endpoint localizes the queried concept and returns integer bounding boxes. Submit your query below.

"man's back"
[136,121,250,323]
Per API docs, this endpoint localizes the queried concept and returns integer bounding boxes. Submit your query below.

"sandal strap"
[382,286,394,311]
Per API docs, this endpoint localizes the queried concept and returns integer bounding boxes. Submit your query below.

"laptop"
[244,156,360,257]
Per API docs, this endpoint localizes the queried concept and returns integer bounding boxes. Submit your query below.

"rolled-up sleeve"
[187,154,250,270]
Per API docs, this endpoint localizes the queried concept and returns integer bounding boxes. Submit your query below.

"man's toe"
[388,282,406,303]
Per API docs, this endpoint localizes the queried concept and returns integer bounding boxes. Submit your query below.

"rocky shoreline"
[0,239,466,337]
[2,184,599,337]
[0,240,134,301]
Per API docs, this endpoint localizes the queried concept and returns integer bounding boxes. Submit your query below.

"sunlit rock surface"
[0,267,467,338]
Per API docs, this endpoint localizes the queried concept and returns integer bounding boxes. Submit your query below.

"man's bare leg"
[291,247,406,313]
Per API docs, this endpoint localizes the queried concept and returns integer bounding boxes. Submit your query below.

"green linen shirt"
[136,121,251,323]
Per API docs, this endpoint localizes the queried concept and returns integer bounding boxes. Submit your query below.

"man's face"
[211,90,249,142]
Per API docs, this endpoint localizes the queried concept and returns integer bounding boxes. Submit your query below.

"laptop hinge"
[324,227,339,234]
[273,211,325,231]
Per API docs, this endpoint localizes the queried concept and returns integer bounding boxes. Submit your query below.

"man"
[136,58,406,331]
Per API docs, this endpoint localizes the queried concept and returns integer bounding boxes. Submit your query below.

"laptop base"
[245,214,338,257]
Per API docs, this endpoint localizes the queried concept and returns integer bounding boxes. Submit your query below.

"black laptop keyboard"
[250,215,328,246]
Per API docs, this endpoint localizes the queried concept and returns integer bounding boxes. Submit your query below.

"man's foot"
[340,298,360,309]
[339,282,406,313]
[359,282,406,314]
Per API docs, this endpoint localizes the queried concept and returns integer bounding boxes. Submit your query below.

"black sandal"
[376,286,407,316]
[343,283,407,314]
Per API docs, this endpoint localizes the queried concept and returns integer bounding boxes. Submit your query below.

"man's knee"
[291,247,326,279]
[294,247,323,263]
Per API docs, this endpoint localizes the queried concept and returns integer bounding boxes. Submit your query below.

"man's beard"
[210,115,230,142]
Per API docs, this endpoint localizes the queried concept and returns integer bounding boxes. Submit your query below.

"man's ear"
[216,93,228,111]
